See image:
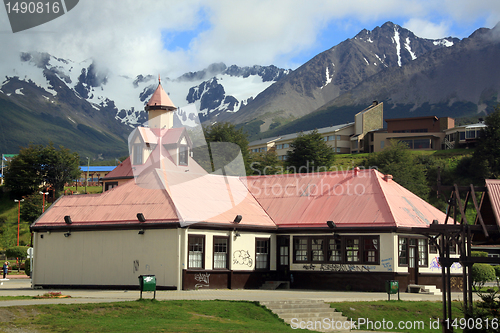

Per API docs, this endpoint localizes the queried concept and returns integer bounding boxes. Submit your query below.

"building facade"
[31,86,461,292]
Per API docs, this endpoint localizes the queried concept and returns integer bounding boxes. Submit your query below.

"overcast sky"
[1,0,499,78]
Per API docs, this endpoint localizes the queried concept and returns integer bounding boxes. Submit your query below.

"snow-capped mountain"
[0,53,289,128]
[223,21,460,131]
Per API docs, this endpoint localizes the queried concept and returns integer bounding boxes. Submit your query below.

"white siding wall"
[33,229,179,288]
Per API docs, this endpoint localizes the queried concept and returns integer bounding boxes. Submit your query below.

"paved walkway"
[0,278,474,307]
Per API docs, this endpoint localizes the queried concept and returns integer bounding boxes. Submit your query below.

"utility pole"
[85,157,90,194]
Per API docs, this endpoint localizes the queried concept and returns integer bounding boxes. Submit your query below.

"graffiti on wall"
[381,258,393,271]
[302,263,372,272]
[194,272,210,289]
[233,250,253,267]
[133,260,139,273]
[429,257,463,271]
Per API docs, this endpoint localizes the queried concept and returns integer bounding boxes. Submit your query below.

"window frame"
[188,235,205,269]
[292,236,379,265]
[178,145,189,166]
[398,236,428,268]
[213,236,229,270]
[255,238,270,270]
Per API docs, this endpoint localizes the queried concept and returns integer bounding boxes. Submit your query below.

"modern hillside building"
[249,102,384,159]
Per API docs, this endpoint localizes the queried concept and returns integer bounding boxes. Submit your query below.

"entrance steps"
[261,300,352,332]
[259,280,290,290]
[407,284,442,296]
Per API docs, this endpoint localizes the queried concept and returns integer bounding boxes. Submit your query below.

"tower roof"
[145,76,176,111]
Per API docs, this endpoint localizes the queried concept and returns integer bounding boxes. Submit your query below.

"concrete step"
[258,280,290,290]
[262,303,331,309]
[261,299,351,332]
[270,306,337,314]
[408,284,442,296]
[278,311,345,319]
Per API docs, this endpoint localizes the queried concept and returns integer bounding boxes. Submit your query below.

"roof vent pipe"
[383,174,393,182]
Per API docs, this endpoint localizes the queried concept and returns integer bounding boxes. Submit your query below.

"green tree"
[203,123,252,175]
[471,263,496,290]
[249,151,283,176]
[20,192,44,224]
[4,143,80,197]
[285,130,335,173]
[365,140,428,199]
[472,105,500,179]
[5,246,29,273]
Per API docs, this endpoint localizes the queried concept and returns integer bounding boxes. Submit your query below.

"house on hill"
[30,81,461,292]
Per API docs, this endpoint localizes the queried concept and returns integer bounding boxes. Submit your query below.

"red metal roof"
[243,169,447,228]
[485,179,500,227]
[102,157,133,180]
[34,167,447,230]
[33,179,178,228]
[146,80,175,109]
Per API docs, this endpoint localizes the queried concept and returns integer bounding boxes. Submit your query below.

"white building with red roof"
[31,80,461,292]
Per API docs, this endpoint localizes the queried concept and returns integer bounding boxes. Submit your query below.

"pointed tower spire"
[145,75,176,129]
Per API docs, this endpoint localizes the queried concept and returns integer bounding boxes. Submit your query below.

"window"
[363,237,378,263]
[399,237,428,267]
[336,148,341,153]
[188,235,205,269]
[179,146,188,165]
[133,144,143,165]
[328,135,334,141]
[401,140,413,149]
[255,238,270,270]
[293,236,378,264]
[213,237,229,269]
[337,135,341,141]
[323,137,328,141]
[278,237,289,266]
[380,141,385,149]
[413,139,430,149]
[466,130,476,139]
[418,239,428,266]
[283,143,289,149]
[429,239,438,254]
[311,238,324,262]
[276,144,283,150]
[459,131,466,140]
[294,237,308,262]
[398,238,408,265]
[345,238,360,262]
[328,238,342,262]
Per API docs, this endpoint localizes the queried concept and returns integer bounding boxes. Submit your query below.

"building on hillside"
[101,158,134,191]
[443,122,487,150]
[31,85,461,292]
[76,166,116,187]
[371,116,455,152]
[248,101,383,159]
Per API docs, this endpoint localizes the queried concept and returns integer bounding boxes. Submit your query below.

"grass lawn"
[0,299,480,333]
[332,300,465,332]
[64,185,103,194]
[0,299,295,333]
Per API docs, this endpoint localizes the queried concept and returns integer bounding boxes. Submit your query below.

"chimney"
[383,174,393,182]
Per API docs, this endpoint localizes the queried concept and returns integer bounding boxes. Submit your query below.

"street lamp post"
[39,191,49,213]
[14,198,24,272]
[14,199,24,246]
[85,157,90,194]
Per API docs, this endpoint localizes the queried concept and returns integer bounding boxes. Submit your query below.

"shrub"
[5,246,29,260]
[472,263,496,290]
[494,265,500,279]
[471,251,489,257]
[24,259,30,277]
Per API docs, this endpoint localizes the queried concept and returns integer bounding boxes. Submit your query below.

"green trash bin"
[385,280,399,300]
[139,275,156,299]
